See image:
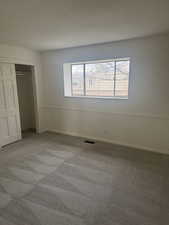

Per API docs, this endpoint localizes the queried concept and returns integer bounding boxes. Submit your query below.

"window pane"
[72,64,84,96]
[115,60,130,97]
[85,62,115,97]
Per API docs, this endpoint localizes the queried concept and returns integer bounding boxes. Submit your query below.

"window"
[64,58,130,99]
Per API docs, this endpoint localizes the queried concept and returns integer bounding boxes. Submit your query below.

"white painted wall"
[41,34,169,154]
[0,44,44,135]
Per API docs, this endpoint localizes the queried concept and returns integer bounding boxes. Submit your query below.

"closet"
[0,63,37,148]
[15,64,36,135]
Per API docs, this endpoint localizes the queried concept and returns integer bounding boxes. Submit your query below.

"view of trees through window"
[71,59,130,97]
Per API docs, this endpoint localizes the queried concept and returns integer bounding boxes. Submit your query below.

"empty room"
[0,0,169,225]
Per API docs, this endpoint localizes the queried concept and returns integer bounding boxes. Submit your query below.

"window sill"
[64,96,128,100]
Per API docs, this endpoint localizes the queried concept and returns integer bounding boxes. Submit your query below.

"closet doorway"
[15,64,37,137]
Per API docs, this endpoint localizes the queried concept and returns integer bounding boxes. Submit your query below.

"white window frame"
[63,57,130,99]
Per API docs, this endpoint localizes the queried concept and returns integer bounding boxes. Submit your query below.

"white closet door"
[0,63,21,147]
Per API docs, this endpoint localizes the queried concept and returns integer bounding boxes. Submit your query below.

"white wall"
[0,44,44,133]
[41,34,169,154]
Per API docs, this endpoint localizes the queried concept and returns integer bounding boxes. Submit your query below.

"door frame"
[16,64,39,134]
[0,56,41,148]
[30,65,39,133]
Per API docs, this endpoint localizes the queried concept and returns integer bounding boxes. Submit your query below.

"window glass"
[72,64,84,96]
[85,62,115,96]
[69,59,130,98]
[115,60,130,96]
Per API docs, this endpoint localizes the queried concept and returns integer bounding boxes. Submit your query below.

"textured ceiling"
[0,0,169,51]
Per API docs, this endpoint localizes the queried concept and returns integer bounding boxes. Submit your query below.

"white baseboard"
[48,129,168,155]
[37,127,49,134]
